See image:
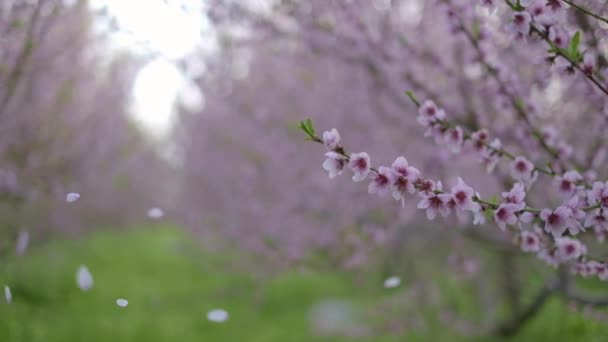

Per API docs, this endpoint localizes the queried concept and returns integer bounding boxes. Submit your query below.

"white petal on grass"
[76,265,94,291]
[147,207,164,219]
[15,230,29,256]
[383,276,401,289]
[207,309,229,323]
[116,298,129,307]
[4,286,12,304]
[65,192,80,203]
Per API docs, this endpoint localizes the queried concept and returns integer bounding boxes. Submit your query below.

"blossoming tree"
[196,0,608,335]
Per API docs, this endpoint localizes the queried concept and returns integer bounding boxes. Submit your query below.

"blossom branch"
[302,119,608,281]
[449,7,571,170]
[504,0,608,98]
[561,0,608,26]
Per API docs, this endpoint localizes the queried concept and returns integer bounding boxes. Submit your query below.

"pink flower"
[368,166,395,196]
[322,152,345,179]
[564,195,585,235]
[546,0,570,14]
[322,128,341,150]
[470,129,489,153]
[472,202,487,225]
[527,0,558,26]
[494,203,520,230]
[519,211,535,225]
[348,152,371,182]
[451,178,475,211]
[510,11,532,35]
[416,178,436,195]
[594,263,608,281]
[537,249,559,267]
[481,138,502,173]
[501,182,526,210]
[554,170,582,196]
[539,206,573,238]
[584,209,608,231]
[589,181,608,208]
[480,0,496,13]
[390,157,421,202]
[582,52,596,76]
[573,262,594,278]
[417,181,451,220]
[444,126,464,153]
[417,100,445,127]
[548,26,568,49]
[509,156,534,182]
[520,230,541,252]
[555,237,586,262]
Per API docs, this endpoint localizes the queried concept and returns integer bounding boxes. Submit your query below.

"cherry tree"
[177,0,608,336]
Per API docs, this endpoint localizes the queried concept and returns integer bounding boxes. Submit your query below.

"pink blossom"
[555,237,586,262]
[322,128,341,150]
[481,138,502,173]
[548,26,568,49]
[472,202,486,225]
[494,203,520,230]
[537,249,559,267]
[546,0,570,14]
[590,181,608,208]
[322,152,345,179]
[594,263,608,281]
[480,0,496,13]
[519,211,535,225]
[584,209,608,231]
[528,0,559,26]
[451,178,476,211]
[417,181,451,220]
[417,100,445,127]
[554,170,582,196]
[368,166,395,196]
[510,156,535,182]
[520,230,541,252]
[348,152,371,182]
[573,262,594,278]
[501,182,526,210]
[539,206,573,238]
[582,52,596,77]
[444,126,464,153]
[510,11,532,35]
[470,129,489,153]
[390,157,421,202]
[564,195,585,235]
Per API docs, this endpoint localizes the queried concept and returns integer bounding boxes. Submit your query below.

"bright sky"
[90,0,206,136]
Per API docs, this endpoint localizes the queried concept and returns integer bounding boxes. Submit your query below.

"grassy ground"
[0,226,606,341]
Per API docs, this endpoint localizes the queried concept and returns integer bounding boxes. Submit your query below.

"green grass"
[0,226,607,341]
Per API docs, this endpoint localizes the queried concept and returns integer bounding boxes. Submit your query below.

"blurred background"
[1,0,608,341]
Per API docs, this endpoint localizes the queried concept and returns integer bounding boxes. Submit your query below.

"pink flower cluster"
[316,115,608,281]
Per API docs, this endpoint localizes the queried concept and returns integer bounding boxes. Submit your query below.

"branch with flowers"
[301,105,608,279]
[301,106,608,334]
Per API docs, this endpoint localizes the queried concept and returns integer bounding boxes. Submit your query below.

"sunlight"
[91,0,204,136]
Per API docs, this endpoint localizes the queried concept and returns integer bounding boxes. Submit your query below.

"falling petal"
[4,286,12,304]
[207,309,229,322]
[15,230,29,256]
[147,208,164,219]
[66,192,80,203]
[116,298,128,307]
[76,265,94,291]
[383,276,401,289]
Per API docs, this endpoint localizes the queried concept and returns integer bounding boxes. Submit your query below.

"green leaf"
[299,118,317,140]
[405,91,420,106]
[566,31,582,61]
